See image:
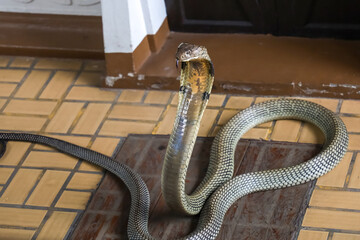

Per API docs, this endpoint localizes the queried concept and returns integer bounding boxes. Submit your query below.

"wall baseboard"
[0,12,104,59]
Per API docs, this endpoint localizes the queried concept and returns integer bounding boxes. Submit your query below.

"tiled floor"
[0,56,359,239]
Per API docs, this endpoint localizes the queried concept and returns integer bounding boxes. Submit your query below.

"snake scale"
[0,43,348,239]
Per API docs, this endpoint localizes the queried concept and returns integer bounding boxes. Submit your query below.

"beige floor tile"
[0,56,10,67]
[35,59,82,70]
[144,91,171,104]
[348,134,360,151]
[0,69,27,82]
[198,109,219,137]
[298,122,325,144]
[171,92,179,105]
[26,170,70,207]
[0,169,42,204]
[0,142,31,166]
[66,86,117,102]
[37,211,77,240]
[349,154,360,189]
[75,72,102,86]
[0,168,13,184]
[333,233,360,240]
[208,94,226,107]
[254,97,280,104]
[23,152,78,169]
[0,228,35,240]
[0,99,6,109]
[45,102,84,133]
[4,99,57,115]
[15,70,51,98]
[55,191,91,209]
[72,103,111,135]
[90,137,120,156]
[84,60,105,71]
[341,116,360,133]
[78,162,102,172]
[99,120,155,137]
[118,89,145,103]
[10,57,35,68]
[209,126,222,137]
[0,83,17,97]
[242,128,269,140]
[341,100,360,115]
[40,71,76,99]
[0,207,46,227]
[33,135,91,151]
[310,189,360,210]
[297,97,339,112]
[297,230,328,240]
[0,115,47,131]
[225,96,254,109]
[67,172,102,190]
[155,106,177,134]
[109,104,164,121]
[317,152,352,187]
[302,208,360,231]
[218,109,238,125]
[271,120,301,142]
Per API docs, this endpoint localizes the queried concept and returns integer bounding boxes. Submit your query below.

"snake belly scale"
[0,43,348,239]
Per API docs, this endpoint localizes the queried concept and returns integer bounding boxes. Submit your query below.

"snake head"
[175,43,211,66]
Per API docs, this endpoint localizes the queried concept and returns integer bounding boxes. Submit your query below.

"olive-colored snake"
[0,43,348,239]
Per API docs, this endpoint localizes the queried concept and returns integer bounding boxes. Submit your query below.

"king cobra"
[0,43,348,239]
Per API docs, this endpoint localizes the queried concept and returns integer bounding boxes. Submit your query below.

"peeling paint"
[301,88,330,94]
[127,72,135,77]
[323,83,358,89]
[105,74,123,87]
[138,74,145,81]
[222,84,252,92]
[151,84,162,89]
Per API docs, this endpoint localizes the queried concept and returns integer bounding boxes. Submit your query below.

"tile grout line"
[343,152,358,188]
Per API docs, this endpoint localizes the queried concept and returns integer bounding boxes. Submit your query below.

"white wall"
[0,0,102,16]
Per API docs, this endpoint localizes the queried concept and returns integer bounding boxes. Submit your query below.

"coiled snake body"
[0,43,348,239]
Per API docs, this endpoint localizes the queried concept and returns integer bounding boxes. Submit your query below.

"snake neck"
[161,58,214,215]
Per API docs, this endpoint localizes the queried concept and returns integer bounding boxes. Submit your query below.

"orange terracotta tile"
[84,60,105,71]
[208,94,226,107]
[155,106,177,134]
[271,120,301,142]
[298,122,325,144]
[66,86,117,102]
[0,56,10,67]
[0,99,6,109]
[0,207,46,228]
[67,173,102,190]
[45,102,84,133]
[0,228,35,240]
[55,191,91,209]
[33,135,91,151]
[317,152,352,187]
[144,91,171,104]
[78,162,102,172]
[0,142,31,166]
[0,169,42,204]
[296,97,339,112]
[341,100,360,115]
[0,69,26,82]
[36,211,77,240]
[15,70,51,98]
[348,134,360,151]
[99,120,155,137]
[254,97,280,104]
[349,154,360,189]
[218,109,238,125]
[302,208,360,231]
[72,103,111,135]
[333,233,360,240]
[26,170,70,207]
[23,152,78,169]
[198,109,219,137]
[171,92,179,105]
[10,57,35,68]
[118,89,145,103]
[90,137,120,156]
[0,115,47,131]
[297,230,328,240]
[35,58,82,70]
[75,72,102,86]
[209,126,221,137]
[0,83,17,97]
[225,96,254,109]
[310,189,360,210]
[341,116,360,133]
[4,99,57,115]
[0,168,13,184]
[242,128,269,140]
[109,104,164,121]
[40,71,76,99]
